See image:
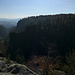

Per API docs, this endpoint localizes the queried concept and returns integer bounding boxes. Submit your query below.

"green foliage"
[16,54,25,64]
[5,54,11,64]
[62,50,75,75]
[0,39,5,57]
[6,57,11,64]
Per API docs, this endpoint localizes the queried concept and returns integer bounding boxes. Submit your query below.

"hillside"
[5,14,75,75]
[7,14,75,59]
[15,14,75,32]
[0,25,9,40]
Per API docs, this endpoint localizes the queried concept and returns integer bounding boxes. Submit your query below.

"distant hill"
[0,18,20,28]
[0,25,9,39]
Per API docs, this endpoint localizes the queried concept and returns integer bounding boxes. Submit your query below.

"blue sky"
[0,0,75,18]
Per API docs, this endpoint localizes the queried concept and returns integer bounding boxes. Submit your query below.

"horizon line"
[0,13,75,19]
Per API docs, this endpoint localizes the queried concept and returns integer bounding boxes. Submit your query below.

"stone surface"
[0,57,38,75]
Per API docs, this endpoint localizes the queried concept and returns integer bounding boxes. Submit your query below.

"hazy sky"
[0,0,75,18]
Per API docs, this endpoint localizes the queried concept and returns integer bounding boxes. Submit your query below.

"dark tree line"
[7,14,75,62]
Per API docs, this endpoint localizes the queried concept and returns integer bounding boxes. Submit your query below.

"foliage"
[6,57,11,64]
[27,55,62,75]
[62,49,75,75]
[0,25,9,39]
[5,54,11,64]
[7,14,75,62]
[0,39,5,57]
[16,54,25,64]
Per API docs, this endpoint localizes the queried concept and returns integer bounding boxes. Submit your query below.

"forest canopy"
[7,14,75,61]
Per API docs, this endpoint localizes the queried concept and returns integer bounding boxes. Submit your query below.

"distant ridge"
[0,18,20,28]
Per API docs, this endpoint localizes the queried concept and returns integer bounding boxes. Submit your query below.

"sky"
[0,0,75,18]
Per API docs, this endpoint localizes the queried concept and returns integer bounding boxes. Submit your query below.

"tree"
[0,39,5,57]
[62,49,75,75]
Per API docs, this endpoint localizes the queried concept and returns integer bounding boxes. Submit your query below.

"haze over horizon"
[0,0,75,19]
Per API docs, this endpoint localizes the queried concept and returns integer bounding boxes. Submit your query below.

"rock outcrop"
[0,57,38,75]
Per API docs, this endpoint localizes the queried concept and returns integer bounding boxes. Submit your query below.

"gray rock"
[6,64,38,75]
[0,57,38,75]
